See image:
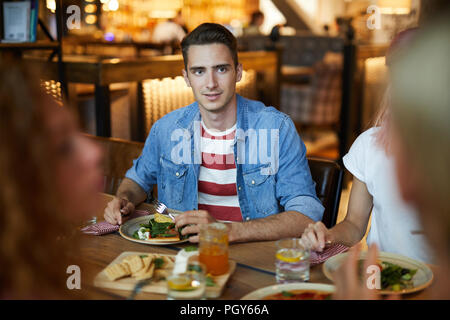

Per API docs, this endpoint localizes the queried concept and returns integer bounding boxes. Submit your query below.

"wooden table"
[79,193,435,300]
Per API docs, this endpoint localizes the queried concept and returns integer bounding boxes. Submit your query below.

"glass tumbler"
[275,238,310,283]
[199,222,229,276]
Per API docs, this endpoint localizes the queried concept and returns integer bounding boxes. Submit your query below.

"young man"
[104,23,324,243]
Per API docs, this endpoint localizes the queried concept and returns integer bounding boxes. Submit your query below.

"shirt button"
[251,180,255,185]
[175,172,180,177]
[236,156,239,162]
[238,186,242,191]
[246,217,250,221]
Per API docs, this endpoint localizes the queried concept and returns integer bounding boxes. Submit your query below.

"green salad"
[132,218,188,240]
[358,260,417,291]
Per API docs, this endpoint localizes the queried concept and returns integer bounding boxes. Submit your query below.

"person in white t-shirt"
[300,86,433,263]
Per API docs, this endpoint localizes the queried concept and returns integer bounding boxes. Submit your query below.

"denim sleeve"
[124,121,159,193]
[276,116,325,221]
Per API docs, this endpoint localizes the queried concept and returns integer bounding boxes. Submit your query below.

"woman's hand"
[333,243,379,300]
[300,221,333,252]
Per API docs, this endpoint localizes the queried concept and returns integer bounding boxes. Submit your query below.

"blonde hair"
[390,18,450,243]
[371,85,392,154]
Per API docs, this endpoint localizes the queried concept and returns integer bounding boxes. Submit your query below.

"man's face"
[182,43,242,114]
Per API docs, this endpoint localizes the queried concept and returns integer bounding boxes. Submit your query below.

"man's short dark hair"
[181,23,238,70]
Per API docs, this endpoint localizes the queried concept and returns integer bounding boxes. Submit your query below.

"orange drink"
[199,223,229,276]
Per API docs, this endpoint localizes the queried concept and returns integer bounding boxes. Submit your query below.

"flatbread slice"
[104,263,131,281]
[123,255,144,274]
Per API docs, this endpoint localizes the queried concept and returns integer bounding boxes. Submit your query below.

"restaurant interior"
[1,0,449,302]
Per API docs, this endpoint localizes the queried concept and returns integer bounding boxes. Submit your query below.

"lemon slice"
[154,213,173,223]
[167,276,194,291]
[276,249,304,263]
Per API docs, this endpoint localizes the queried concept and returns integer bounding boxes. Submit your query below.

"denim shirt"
[125,94,324,221]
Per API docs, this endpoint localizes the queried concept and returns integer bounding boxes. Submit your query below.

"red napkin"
[80,210,150,236]
[310,244,349,265]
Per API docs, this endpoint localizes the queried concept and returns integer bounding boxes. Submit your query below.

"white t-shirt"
[343,127,433,263]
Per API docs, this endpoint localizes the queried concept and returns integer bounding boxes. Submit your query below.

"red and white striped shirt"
[198,121,243,221]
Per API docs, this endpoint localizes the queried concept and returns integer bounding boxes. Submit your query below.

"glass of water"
[275,238,310,283]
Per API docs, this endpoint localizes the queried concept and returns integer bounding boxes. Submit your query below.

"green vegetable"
[185,246,198,252]
[154,258,165,269]
[187,265,203,273]
[132,230,140,239]
[206,275,216,287]
[281,291,294,297]
[140,255,148,259]
[391,284,401,291]
[358,260,417,291]
[158,233,177,238]
[137,218,182,239]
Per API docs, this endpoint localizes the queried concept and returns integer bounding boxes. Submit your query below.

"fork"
[127,278,152,300]
[152,199,176,221]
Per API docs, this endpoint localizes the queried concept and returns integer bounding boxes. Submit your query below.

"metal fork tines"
[152,199,175,221]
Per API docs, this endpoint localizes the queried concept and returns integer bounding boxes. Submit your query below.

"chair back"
[85,134,144,195]
[307,157,344,228]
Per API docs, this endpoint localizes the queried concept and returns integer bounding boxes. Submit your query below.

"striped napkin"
[310,244,349,266]
[80,210,150,235]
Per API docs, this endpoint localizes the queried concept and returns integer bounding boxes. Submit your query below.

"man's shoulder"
[152,102,198,131]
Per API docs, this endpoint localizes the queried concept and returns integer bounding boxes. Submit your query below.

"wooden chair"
[308,157,344,228]
[85,134,144,195]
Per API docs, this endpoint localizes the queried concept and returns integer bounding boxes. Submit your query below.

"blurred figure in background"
[0,63,103,299]
[332,12,450,299]
[389,14,450,299]
[152,10,187,46]
[243,11,265,36]
[301,28,433,265]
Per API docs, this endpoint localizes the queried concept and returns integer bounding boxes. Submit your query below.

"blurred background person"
[0,63,104,299]
[332,11,450,299]
[152,10,187,45]
[243,10,265,36]
[389,13,450,299]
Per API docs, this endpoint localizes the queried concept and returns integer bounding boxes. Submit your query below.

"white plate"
[119,214,189,246]
[241,283,335,300]
[322,251,434,294]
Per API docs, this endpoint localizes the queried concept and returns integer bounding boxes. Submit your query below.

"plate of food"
[94,251,236,298]
[322,251,433,294]
[241,283,335,300]
[119,213,189,245]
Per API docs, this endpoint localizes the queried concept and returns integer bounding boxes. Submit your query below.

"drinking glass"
[199,222,229,276]
[167,260,206,300]
[275,238,310,283]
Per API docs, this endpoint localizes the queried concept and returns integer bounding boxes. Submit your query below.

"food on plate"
[358,260,417,291]
[104,262,131,281]
[132,215,186,241]
[104,254,175,282]
[263,290,332,300]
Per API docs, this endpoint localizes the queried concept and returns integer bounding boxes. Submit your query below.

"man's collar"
[176,94,248,138]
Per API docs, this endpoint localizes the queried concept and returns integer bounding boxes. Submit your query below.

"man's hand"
[174,210,218,243]
[104,197,135,225]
